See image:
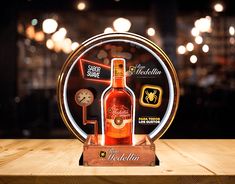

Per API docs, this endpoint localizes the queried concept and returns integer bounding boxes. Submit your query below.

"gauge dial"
[75,89,94,107]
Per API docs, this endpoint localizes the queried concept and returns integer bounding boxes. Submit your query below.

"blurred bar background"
[0,0,234,138]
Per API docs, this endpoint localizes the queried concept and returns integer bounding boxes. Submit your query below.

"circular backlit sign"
[57,32,179,142]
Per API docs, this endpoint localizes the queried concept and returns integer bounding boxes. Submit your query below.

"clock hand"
[79,97,86,103]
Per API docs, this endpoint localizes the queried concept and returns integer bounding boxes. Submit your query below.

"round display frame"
[57,32,179,143]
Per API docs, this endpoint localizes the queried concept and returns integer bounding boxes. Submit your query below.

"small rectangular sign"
[83,135,157,166]
[79,59,111,83]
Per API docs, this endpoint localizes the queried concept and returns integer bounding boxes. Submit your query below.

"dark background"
[0,0,235,139]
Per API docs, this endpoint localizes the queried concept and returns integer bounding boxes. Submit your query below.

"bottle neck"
[112,77,125,88]
[111,58,126,88]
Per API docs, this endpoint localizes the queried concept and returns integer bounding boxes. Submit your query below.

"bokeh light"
[46,39,54,50]
[177,45,186,54]
[195,35,203,44]
[71,42,79,51]
[104,27,114,33]
[229,26,235,36]
[77,2,86,11]
[113,17,131,32]
[186,42,194,52]
[147,28,156,36]
[42,19,58,34]
[202,44,209,53]
[191,27,200,37]
[214,3,224,12]
[190,55,197,64]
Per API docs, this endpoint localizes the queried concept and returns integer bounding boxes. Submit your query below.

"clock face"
[75,89,94,107]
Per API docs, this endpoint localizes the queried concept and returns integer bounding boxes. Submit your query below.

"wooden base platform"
[0,139,235,184]
[82,135,158,166]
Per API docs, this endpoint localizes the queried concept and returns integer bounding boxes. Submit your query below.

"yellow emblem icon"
[99,151,106,158]
[139,85,163,108]
[128,66,136,74]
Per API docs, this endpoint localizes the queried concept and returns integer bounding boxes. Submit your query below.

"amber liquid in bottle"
[102,58,135,145]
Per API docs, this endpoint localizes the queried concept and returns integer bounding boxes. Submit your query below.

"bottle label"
[106,118,131,129]
[114,60,124,77]
[107,105,131,129]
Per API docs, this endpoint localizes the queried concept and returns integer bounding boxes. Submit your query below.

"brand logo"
[145,90,158,103]
[128,64,161,78]
[108,105,130,119]
[99,148,140,161]
[114,117,123,125]
[139,85,163,108]
[99,151,106,158]
[107,105,131,129]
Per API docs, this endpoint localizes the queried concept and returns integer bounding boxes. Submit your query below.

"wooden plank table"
[0,139,234,184]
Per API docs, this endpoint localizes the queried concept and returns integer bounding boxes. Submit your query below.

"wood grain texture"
[0,139,234,184]
[83,135,156,166]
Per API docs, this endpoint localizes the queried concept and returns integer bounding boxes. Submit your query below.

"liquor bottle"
[101,58,135,145]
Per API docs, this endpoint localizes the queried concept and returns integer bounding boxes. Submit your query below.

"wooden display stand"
[82,135,159,166]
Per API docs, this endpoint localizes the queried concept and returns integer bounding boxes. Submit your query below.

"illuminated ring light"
[57,32,179,142]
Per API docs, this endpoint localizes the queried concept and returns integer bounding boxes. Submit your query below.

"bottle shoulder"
[103,87,134,99]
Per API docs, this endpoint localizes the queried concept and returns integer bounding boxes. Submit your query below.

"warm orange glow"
[26,26,35,39]
[34,31,45,42]
[77,2,86,11]
[46,39,54,49]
